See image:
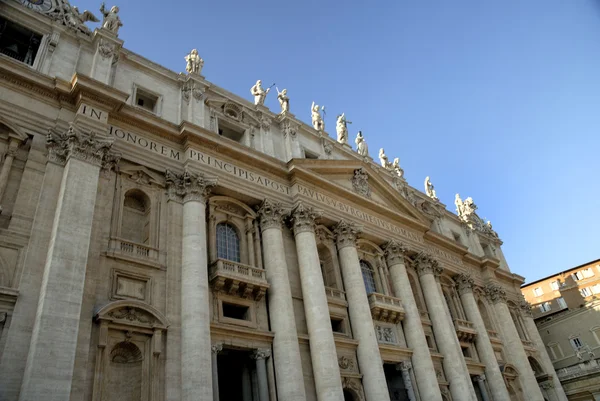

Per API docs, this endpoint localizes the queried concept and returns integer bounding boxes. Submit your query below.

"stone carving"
[379,148,392,169]
[257,199,287,230]
[424,176,438,201]
[338,356,355,371]
[341,377,363,397]
[185,49,204,75]
[182,81,204,103]
[251,80,270,106]
[355,131,369,156]
[46,123,115,167]
[455,194,499,239]
[107,307,154,324]
[315,226,333,243]
[540,380,554,390]
[518,298,533,318]
[351,168,370,198]
[376,325,396,344]
[281,119,299,139]
[0,312,7,323]
[251,348,271,360]
[412,252,442,277]
[383,240,408,265]
[101,150,121,174]
[164,168,217,203]
[290,203,321,234]
[211,343,223,354]
[333,220,361,249]
[99,3,122,34]
[336,113,350,145]
[98,39,116,59]
[399,361,412,372]
[51,1,99,35]
[455,273,474,295]
[484,283,507,304]
[276,88,289,114]
[392,158,404,178]
[311,101,325,132]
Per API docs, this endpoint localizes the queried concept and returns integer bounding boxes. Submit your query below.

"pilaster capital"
[251,348,271,360]
[399,361,412,372]
[412,251,442,278]
[455,273,475,295]
[484,283,507,304]
[541,379,554,389]
[165,168,217,203]
[5,146,18,158]
[46,123,116,167]
[383,240,408,266]
[333,220,361,250]
[518,298,533,318]
[211,343,223,354]
[475,374,486,383]
[257,199,288,231]
[290,203,321,235]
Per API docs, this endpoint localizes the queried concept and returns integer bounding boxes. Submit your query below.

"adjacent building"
[522,259,600,401]
[0,1,570,400]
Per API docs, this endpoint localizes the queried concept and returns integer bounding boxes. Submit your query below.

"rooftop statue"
[355,131,368,156]
[336,113,350,145]
[185,49,204,75]
[379,148,391,169]
[276,88,289,114]
[251,80,271,106]
[392,158,404,178]
[53,2,98,35]
[424,176,438,201]
[311,102,325,132]
[100,3,122,34]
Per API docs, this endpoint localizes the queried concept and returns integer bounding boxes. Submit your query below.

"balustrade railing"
[368,292,404,323]
[108,237,159,265]
[209,258,269,300]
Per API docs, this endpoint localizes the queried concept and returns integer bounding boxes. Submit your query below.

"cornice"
[69,74,129,112]
[424,230,469,257]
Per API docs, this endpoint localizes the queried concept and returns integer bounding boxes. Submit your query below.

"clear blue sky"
[76,0,600,283]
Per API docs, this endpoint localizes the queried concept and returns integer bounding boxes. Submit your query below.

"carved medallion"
[351,168,370,198]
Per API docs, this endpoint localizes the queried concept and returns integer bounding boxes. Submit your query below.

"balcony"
[324,286,348,307]
[557,357,600,381]
[107,237,161,268]
[368,293,405,324]
[453,318,477,342]
[209,258,269,301]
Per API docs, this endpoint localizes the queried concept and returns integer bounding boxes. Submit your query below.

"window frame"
[556,297,567,309]
[216,222,241,263]
[533,287,544,297]
[359,260,377,295]
[132,83,163,116]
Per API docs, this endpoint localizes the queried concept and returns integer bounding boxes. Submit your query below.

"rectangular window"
[222,302,250,321]
[591,284,600,294]
[533,287,544,297]
[538,302,551,313]
[550,280,560,291]
[570,337,583,350]
[572,271,584,281]
[452,231,462,244]
[580,287,592,297]
[303,149,320,159]
[461,346,472,358]
[0,17,42,66]
[582,268,595,278]
[331,317,345,334]
[557,297,567,309]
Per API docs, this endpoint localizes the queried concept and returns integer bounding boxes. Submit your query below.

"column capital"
[518,298,533,318]
[484,283,507,304]
[251,348,271,360]
[290,203,321,235]
[211,343,223,354]
[383,240,408,265]
[475,374,486,383]
[455,273,475,295]
[165,168,217,203]
[257,199,288,231]
[412,251,442,277]
[333,220,361,250]
[46,123,118,167]
[398,361,412,372]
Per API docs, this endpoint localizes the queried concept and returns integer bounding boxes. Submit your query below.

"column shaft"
[242,364,253,401]
[383,243,443,401]
[246,217,256,267]
[400,363,417,401]
[335,221,389,401]
[258,200,306,401]
[253,350,270,401]
[0,144,17,204]
[476,376,490,401]
[211,344,222,401]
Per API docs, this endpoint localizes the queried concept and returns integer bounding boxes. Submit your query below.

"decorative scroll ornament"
[383,240,408,266]
[399,361,412,372]
[211,343,223,354]
[333,220,361,250]
[281,119,299,139]
[251,348,271,360]
[98,38,116,59]
[46,123,116,167]
[256,199,287,231]
[107,306,155,325]
[338,356,355,371]
[164,168,217,203]
[290,203,321,234]
[182,80,204,103]
[455,273,475,295]
[351,168,371,198]
[412,251,442,277]
[484,283,507,304]
[518,297,533,318]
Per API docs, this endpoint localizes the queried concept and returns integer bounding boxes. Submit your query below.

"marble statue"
[311,102,325,132]
[55,3,98,35]
[99,3,122,34]
[251,80,270,106]
[424,176,438,201]
[276,88,289,114]
[379,148,391,169]
[185,49,204,75]
[336,113,349,144]
[355,131,368,156]
[392,158,404,177]
[455,194,464,218]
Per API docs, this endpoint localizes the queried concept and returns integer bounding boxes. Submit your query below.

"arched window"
[443,291,457,320]
[360,260,377,294]
[408,273,425,311]
[478,299,493,331]
[122,189,151,244]
[318,244,337,288]
[216,223,240,262]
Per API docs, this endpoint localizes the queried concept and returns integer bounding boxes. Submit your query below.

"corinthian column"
[290,203,344,401]
[19,124,117,401]
[257,200,306,401]
[518,299,568,401]
[166,169,217,401]
[333,221,390,401]
[413,252,477,401]
[455,274,511,401]
[485,284,544,401]
[383,242,443,401]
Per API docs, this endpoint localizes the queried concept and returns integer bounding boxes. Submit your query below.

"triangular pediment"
[288,159,432,228]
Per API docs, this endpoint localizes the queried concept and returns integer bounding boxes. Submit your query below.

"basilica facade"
[0,1,569,401]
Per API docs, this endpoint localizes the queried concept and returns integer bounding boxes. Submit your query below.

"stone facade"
[522,259,600,400]
[0,1,566,400]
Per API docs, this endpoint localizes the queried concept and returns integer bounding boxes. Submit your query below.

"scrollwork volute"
[211,343,223,354]
[333,220,361,250]
[412,252,442,277]
[257,199,287,231]
[383,240,408,266]
[251,348,271,360]
[290,203,321,235]
[455,273,475,295]
[165,168,217,203]
[484,283,507,304]
[46,123,117,167]
[399,361,412,372]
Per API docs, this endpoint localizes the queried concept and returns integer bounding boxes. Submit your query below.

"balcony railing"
[108,237,160,266]
[324,286,347,306]
[557,358,600,380]
[453,318,477,342]
[368,293,405,324]
[209,258,269,301]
